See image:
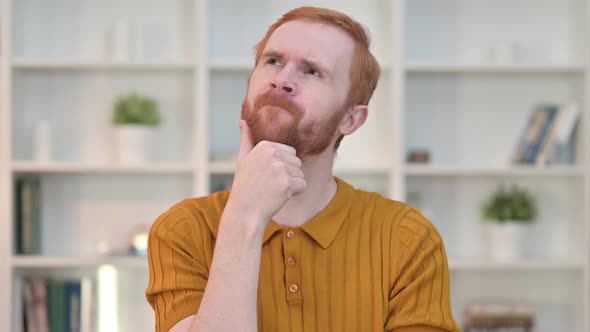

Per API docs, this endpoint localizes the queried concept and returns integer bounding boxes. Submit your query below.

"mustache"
[253,91,302,117]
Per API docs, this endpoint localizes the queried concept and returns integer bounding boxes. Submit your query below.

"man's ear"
[339,105,368,136]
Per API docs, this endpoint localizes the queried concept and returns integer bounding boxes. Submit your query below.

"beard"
[241,90,347,158]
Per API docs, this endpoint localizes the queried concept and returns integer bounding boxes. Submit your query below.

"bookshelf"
[0,0,589,331]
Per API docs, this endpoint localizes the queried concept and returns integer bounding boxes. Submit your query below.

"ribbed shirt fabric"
[146,177,461,332]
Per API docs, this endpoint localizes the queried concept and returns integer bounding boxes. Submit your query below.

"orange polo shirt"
[146,177,461,332]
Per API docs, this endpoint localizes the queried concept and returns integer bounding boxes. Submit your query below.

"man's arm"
[170,120,305,332]
[172,205,265,332]
[384,208,461,332]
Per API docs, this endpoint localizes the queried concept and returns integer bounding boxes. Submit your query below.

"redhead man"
[146,6,460,332]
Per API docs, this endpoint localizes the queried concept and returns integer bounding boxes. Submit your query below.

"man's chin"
[253,133,290,146]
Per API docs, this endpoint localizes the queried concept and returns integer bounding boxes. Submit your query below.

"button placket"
[283,228,302,302]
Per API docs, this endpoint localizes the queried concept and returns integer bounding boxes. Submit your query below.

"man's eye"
[267,58,282,66]
[306,68,321,77]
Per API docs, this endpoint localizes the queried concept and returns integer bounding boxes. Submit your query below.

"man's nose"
[270,67,297,95]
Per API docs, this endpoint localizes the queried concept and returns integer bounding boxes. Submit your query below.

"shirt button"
[287,257,296,266]
[289,284,299,293]
[286,230,295,239]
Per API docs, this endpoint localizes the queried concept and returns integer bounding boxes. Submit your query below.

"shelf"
[11,255,147,269]
[209,160,391,175]
[404,164,586,177]
[12,58,196,70]
[449,259,585,272]
[12,161,194,174]
[209,160,236,174]
[405,62,586,74]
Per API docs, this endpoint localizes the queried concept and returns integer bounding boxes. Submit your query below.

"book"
[15,176,42,255]
[535,103,568,166]
[65,281,82,332]
[23,278,50,332]
[464,302,535,331]
[80,277,94,332]
[46,278,94,332]
[47,280,67,332]
[544,102,580,165]
[511,105,549,164]
[524,104,558,163]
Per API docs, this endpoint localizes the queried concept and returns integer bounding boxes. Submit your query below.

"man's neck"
[271,151,338,228]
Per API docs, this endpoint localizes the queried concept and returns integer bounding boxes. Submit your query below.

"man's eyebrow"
[261,50,332,78]
[301,58,331,77]
[261,50,285,61]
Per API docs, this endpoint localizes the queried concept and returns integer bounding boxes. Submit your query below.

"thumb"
[238,119,254,162]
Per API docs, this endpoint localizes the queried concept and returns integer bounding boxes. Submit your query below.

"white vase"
[485,221,529,262]
[113,125,154,164]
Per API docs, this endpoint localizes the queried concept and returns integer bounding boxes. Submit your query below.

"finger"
[289,177,307,196]
[262,141,297,155]
[238,120,254,162]
[275,150,302,168]
[285,164,305,179]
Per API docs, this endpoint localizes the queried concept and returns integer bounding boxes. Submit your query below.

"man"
[146,6,460,332]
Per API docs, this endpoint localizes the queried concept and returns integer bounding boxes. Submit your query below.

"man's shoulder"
[349,186,434,232]
[151,190,231,238]
[348,186,409,219]
[348,187,443,254]
[176,190,232,218]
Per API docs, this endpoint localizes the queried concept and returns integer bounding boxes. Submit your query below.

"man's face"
[241,20,355,158]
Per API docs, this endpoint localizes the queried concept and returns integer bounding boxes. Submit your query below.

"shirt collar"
[262,176,354,249]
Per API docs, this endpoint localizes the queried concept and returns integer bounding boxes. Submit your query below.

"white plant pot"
[113,125,154,164]
[485,221,529,262]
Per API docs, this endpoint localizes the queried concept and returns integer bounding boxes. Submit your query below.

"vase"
[113,125,154,164]
[485,221,529,262]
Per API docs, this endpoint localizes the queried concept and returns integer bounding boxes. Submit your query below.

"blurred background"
[0,0,588,331]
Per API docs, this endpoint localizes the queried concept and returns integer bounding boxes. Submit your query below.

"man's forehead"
[264,20,355,72]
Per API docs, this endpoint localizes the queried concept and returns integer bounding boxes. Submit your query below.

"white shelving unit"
[12,58,197,70]
[12,160,194,174]
[0,0,588,331]
[405,62,587,74]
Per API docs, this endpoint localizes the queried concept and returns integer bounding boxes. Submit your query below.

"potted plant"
[481,184,538,262]
[112,92,161,164]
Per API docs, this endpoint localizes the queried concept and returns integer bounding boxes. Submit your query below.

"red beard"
[241,90,346,158]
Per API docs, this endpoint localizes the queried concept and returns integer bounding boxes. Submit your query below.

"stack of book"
[22,277,94,332]
[463,302,535,332]
[511,102,580,166]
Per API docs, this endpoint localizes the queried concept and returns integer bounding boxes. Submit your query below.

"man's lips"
[262,104,292,114]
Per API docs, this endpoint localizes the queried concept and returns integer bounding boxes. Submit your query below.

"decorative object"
[488,43,516,65]
[105,19,135,61]
[481,184,538,262]
[33,121,51,162]
[407,149,430,163]
[112,92,161,164]
[129,224,150,256]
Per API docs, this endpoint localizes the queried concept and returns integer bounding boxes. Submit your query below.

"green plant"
[112,92,161,127]
[481,184,538,223]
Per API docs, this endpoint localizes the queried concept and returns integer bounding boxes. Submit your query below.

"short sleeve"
[145,206,211,332]
[384,208,461,332]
